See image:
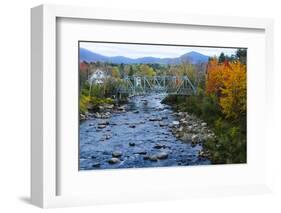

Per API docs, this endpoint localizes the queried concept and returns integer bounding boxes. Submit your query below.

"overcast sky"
[80,42,239,59]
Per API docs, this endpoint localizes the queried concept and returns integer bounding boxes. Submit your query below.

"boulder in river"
[149,117,162,121]
[112,151,122,158]
[97,124,107,129]
[92,163,101,168]
[80,114,86,120]
[104,104,114,110]
[129,142,135,146]
[153,144,165,149]
[143,155,150,160]
[157,152,168,160]
[129,124,136,128]
[98,120,109,125]
[159,122,167,127]
[172,121,180,126]
[101,112,111,119]
[149,117,156,121]
[117,105,126,111]
[134,151,147,155]
[94,112,101,118]
[191,134,199,143]
[108,158,120,164]
[149,155,158,161]
[105,134,112,140]
[191,141,197,147]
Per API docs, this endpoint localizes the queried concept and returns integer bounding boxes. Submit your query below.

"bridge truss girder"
[118,75,196,96]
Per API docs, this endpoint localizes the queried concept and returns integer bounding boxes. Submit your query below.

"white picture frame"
[31,4,274,208]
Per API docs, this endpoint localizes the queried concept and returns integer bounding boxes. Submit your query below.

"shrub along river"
[79,93,211,170]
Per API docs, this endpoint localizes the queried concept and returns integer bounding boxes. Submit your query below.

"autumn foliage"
[206,59,246,119]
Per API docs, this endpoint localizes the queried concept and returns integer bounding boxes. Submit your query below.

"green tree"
[218,52,226,63]
[138,64,156,77]
[111,67,120,79]
[129,66,134,76]
[235,49,247,64]
[180,62,197,85]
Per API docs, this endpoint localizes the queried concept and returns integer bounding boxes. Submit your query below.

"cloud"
[80,42,240,59]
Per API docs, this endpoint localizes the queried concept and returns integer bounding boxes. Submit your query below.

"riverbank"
[162,94,246,164]
[169,111,215,159]
[80,102,127,120]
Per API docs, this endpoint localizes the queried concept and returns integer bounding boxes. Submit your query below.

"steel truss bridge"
[117,75,196,96]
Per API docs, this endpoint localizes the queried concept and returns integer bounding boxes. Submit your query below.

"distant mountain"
[80,48,108,62]
[180,51,209,64]
[80,48,209,64]
[109,56,135,64]
[135,57,163,64]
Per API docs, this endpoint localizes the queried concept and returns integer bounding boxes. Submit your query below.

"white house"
[89,69,107,84]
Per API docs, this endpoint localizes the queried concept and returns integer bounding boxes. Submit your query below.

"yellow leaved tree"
[220,61,246,119]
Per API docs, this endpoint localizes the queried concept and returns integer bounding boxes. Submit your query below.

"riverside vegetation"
[163,49,247,164]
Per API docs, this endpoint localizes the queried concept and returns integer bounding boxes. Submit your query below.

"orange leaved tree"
[206,59,246,119]
[206,58,229,96]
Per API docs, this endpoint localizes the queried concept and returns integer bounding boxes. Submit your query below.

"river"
[79,93,210,170]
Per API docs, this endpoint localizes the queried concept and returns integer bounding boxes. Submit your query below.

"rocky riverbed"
[169,111,215,158]
[79,93,212,170]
